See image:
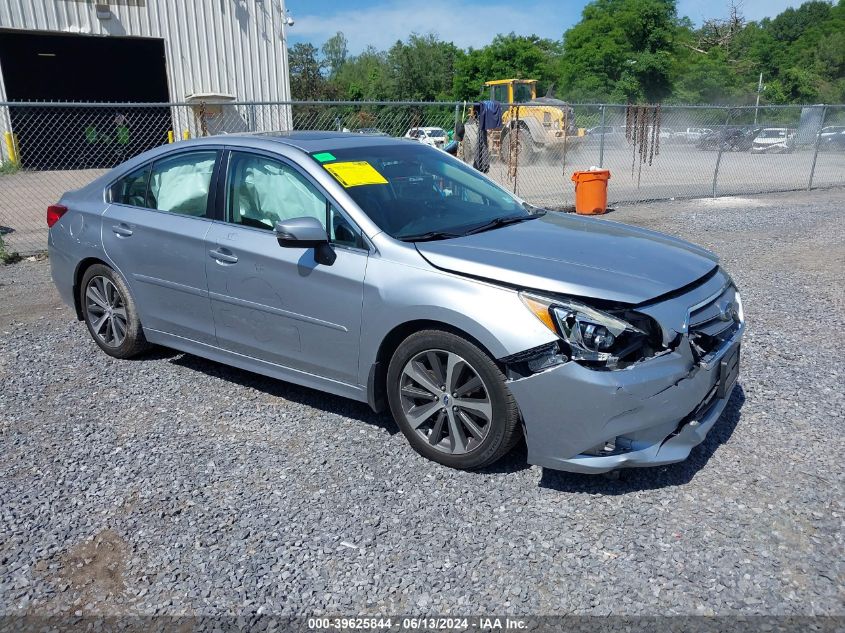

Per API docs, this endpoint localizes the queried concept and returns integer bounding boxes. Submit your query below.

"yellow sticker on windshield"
[323,161,388,187]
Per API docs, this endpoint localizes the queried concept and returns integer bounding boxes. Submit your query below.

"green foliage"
[557,0,679,102]
[289,43,335,100]
[0,232,22,265]
[0,160,20,176]
[295,1,845,105]
[333,47,391,101]
[453,34,563,100]
[387,35,463,101]
[321,32,349,79]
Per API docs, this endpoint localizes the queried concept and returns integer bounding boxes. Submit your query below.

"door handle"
[208,248,238,264]
[112,224,133,237]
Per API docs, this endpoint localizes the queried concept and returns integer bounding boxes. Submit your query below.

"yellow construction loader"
[462,79,583,164]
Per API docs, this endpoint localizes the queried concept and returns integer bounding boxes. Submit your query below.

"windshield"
[514,83,533,103]
[312,143,533,240]
[759,129,786,138]
[427,129,446,138]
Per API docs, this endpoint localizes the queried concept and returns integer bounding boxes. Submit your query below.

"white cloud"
[289,0,574,53]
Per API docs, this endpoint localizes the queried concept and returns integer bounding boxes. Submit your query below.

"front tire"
[386,330,521,469]
[501,127,534,165]
[80,263,150,359]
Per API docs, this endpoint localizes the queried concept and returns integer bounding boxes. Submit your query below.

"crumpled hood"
[415,213,718,305]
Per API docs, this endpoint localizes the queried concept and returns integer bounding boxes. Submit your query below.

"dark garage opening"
[0,29,173,169]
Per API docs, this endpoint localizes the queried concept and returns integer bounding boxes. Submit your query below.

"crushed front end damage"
[506,269,744,474]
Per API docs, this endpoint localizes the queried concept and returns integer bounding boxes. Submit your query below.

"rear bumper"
[508,326,743,474]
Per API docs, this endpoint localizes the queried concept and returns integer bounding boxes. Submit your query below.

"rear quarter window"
[109,165,150,206]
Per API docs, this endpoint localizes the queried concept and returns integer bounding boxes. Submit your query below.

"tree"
[322,32,349,79]
[291,0,845,105]
[386,34,462,101]
[694,1,746,53]
[558,0,679,102]
[289,43,327,100]
[333,46,392,100]
[453,34,563,100]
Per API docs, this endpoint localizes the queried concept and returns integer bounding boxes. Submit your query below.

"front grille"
[688,285,741,359]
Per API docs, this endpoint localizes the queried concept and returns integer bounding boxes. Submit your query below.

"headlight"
[520,291,651,367]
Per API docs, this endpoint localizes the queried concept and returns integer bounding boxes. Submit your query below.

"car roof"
[204,130,414,152]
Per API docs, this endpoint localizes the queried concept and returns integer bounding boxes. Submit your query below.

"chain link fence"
[1,100,843,255]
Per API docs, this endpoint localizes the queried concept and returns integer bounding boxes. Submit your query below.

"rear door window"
[147,151,218,217]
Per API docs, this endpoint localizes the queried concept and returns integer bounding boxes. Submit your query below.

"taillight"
[47,204,68,228]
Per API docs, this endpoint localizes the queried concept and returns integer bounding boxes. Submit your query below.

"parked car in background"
[586,125,625,145]
[658,127,677,143]
[47,132,743,474]
[587,125,616,136]
[354,128,388,136]
[697,127,761,152]
[818,125,845,151]
[677,127,713,143]
[405,127,448,148]
[751,128,796,154]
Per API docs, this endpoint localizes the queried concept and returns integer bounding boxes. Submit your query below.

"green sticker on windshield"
[312,152,336,163]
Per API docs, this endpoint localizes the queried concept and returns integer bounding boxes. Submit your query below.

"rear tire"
[387,330,521,470]
[80,263,150,359]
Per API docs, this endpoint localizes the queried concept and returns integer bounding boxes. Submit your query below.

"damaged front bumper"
[508,320,744,474]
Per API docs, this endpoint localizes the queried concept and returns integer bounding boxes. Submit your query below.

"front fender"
[357,255,556,387]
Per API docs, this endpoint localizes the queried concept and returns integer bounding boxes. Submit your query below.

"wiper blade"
[464,213,541,236]
[399,230,462,242]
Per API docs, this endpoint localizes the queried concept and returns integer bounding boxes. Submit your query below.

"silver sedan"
[47,132,744,473]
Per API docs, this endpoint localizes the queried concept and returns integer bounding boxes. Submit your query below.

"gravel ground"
[1,189,843,617]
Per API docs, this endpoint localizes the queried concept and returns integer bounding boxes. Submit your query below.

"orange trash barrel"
[571,169,610,215]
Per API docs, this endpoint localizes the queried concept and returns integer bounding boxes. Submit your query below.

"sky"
[285,0,809,54]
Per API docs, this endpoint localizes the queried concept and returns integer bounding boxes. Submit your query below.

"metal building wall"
[0,0,291,104]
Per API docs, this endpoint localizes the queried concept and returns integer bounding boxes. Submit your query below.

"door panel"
[102,205,216,344]
[101,148,220,345]
[205,223,367,384]
[205,149,368,385]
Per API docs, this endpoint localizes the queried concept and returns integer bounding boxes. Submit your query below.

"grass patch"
[0,161,20,176]
[0,232,22,265]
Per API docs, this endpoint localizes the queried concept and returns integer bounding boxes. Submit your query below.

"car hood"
[415,213,718,304]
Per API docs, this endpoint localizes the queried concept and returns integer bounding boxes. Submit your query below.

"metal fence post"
[248,104,257,132]
[712,108,733,198]
[807,104,827,191]
[453,103,460,137]
[598,104,606,168]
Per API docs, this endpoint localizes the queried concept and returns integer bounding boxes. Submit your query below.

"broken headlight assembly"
[520,291,664,369]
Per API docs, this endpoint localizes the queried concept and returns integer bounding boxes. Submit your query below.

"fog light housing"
[582,437,634,456]
[526,349,568,373]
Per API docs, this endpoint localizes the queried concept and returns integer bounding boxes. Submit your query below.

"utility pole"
[754,72,763,125]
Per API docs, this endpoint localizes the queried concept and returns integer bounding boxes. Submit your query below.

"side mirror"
[274,216,336,266]
[274,216,328,247]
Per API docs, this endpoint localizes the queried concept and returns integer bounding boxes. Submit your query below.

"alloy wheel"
[399,349,493,454]
[85,276,128,347]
